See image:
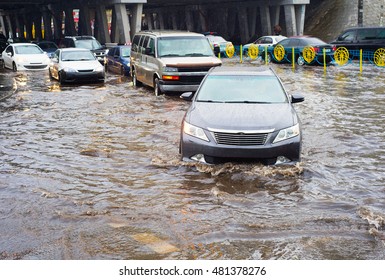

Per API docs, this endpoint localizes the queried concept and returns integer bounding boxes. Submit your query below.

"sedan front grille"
[78,69,94,73]
[212,131,269,146]
[25,65,47,69]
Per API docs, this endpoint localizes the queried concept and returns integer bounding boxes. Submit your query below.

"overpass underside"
[0,0,310,44]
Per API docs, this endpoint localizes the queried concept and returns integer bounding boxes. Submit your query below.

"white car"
[49,48,105,84]
[1,43,50,71]
[243,35,287,54]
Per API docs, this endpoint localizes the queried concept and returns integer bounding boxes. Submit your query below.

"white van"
[130,30,222,96]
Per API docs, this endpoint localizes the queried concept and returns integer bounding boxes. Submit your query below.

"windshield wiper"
[197,100,224,103]
[185,53,207,57]
[160,54,180,57]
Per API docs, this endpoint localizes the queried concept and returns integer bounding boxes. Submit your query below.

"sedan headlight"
[163,66,178,72]
[94,65,104,72]
[63,67,76,73]
[273,123,300,143]
[183,121,209,142]
[15,57,27,63]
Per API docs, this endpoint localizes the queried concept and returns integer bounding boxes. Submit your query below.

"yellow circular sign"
[334,47,350,66]
[247,44,259,59]
[374,48,385,67]
[274,44,285,62]
[225,43,235,58]
[303,46,316,63]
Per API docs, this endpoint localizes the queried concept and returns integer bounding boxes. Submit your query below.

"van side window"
[377,28,385,39]
[138,35,146,54]
[147,38,155,56]
[141,36,150,54]
[339,31,355,42]
[132,35,140,52]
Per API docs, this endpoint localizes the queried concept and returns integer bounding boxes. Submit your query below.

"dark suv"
[58,36,108,64]
[330,26,385,52]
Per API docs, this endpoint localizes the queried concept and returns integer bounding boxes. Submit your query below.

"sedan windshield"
[196,75,288,103]
[61,51,96,61]
[74,39,102,50]
[158,37,214,57]
[15,45,43,54]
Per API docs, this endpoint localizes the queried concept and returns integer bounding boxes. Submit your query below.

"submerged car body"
[49,48,105,84]
[180,66,304,165]
[1,43,50,71]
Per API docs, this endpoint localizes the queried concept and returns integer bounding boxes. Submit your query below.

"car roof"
[208,66,276,76]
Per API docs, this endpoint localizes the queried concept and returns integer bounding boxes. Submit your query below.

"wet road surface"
[1,61,385,259]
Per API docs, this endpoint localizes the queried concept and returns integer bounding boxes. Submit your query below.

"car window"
[74,39,102,50]
[357,28,379,40]
[279,39,298,47]
[107,48,115,56]
[132,35,140,52]
[196,75,288,103]
[301,37,326,46]
[15,45,43,54]
[377,28,385,39]
[338,30,355,42]
[138,35,147,54]
[5,45,13,55]
[121,47,131,57]
[157,37,214,57]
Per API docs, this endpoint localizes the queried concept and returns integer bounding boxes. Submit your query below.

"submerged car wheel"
[297,55,305,66]
[132,69,141,87]
[58,72,65,85]
[154,77,163,96]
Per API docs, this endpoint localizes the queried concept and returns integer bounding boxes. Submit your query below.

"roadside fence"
[219,43,385,72]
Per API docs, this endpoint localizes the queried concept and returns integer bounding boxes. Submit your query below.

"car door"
[143,37,157,85]
[3,45,14,69]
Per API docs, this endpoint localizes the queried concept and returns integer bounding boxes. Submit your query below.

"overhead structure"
[0,0,310,44]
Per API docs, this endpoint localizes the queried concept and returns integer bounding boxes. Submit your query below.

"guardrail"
[219,43,385,72]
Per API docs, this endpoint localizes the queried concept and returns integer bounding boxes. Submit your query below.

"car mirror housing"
[291,94,305,103]
[180,92,194,101]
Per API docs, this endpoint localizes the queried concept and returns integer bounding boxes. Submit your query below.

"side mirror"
[6,52,12,57]
[291,94,304,103]
[180,92,194,101]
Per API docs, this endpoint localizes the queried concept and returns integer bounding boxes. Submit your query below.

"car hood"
[17,54,49,63]
[59,60,102,70]
[160,56,222,68]
[185,102,298,131]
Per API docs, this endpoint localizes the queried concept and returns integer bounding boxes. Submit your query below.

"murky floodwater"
[1,60,384,260]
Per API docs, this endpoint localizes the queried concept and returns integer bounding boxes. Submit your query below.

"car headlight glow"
[15,57,27,63]
[63,67,76,73]
[273,123,300,143]
[94,65,104,72]
[163,66,178,72]
[183,121,209,142]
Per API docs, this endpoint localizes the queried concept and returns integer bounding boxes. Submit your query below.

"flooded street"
[1,60,385,260]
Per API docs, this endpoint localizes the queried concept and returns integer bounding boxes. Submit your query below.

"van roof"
[134,30,204,38]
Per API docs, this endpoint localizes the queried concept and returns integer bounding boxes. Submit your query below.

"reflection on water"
[0,64,385,260]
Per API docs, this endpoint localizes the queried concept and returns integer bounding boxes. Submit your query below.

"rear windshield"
[74,39,102,50]
[196,75,288,103]
[157,37,214,57]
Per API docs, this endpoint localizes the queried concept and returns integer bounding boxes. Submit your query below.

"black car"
[58,36,108,64]
[179,66,304,165]
[262,36,336,65]
[330,26,385,59]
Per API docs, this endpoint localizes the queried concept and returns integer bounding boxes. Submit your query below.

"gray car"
[179,66,304,165]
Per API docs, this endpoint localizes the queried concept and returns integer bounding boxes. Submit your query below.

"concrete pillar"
[145,13,153,30]
[78,5,92,36]
[33,14,43,40]
[24,14,34,40]
[237,6,249,44]
[295,4,306,35]
[51,7,63,42]
[284,4,297,36]
[227,8,236,40]
[158,12,165,29]
[42,7,53,40]
[248,7,257,38]
[113,4,131,44]
[171,11,178,30]
[64,7,76,36]
[271,5,281,27]
[131,3,143,39]
[95,5,111,44]
[198,6,208,32]
[185,7,194,31]
[260,5,272,36]
[0,15,6,35]
[5,15,13,38]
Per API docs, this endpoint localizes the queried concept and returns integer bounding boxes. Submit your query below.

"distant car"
[1,43,50,71]
[261,36,336,65]
[36,41,58,58]
[243,35,287,55]
[58,36,108,65]
[179,66,304,165]
[205,33,233,56]
[105,45,131,75]
[49,48,105,84]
